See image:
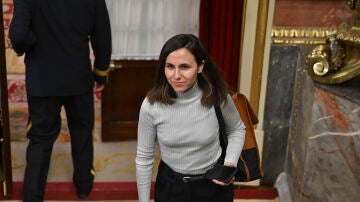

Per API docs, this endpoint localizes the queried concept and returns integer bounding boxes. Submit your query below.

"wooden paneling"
[101,60,158,141]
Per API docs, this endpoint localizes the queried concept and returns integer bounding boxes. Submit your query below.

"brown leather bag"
[215,92,264,182]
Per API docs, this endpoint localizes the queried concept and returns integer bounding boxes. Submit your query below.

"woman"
[136,34,246,202]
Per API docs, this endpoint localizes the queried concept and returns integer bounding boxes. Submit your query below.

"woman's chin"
[174,89,186,93]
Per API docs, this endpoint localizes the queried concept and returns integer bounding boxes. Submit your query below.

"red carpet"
[0,182,277,200]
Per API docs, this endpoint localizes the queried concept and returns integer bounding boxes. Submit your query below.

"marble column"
[276,67,360,201]
[263,0,357,185]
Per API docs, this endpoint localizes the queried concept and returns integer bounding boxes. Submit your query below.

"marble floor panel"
[11,141,160,182]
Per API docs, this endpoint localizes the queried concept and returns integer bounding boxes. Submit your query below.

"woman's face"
[165,48,204,92]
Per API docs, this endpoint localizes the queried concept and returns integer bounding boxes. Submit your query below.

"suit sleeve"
[91,0,112,85]
[8,0,37,56]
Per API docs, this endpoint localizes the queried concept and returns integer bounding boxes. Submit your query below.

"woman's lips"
[173,82,184,87]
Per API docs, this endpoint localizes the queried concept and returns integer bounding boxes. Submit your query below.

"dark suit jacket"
[9,0,112,96]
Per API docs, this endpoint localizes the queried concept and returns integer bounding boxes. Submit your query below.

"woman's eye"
[165,65,174,69]
[180,65,190,70]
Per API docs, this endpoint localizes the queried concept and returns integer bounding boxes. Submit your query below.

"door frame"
[0,0,13,197]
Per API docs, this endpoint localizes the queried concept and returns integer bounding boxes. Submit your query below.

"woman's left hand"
[212,162,235,186]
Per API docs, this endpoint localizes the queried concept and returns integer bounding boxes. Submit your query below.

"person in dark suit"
[9,0,112,201]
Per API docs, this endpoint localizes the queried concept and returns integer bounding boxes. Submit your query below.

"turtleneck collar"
[175,82,202,100]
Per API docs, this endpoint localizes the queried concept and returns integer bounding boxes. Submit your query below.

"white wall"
[237,0,275,186]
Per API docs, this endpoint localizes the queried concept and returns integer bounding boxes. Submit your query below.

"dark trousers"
[155,161,234,202]
[22,89,95,202]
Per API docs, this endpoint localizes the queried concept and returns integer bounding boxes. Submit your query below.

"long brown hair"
[147,34,228,108]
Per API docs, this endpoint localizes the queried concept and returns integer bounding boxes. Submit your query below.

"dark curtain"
[199,0,244,91]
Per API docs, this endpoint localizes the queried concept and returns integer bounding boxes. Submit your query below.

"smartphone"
[206,164,237,184]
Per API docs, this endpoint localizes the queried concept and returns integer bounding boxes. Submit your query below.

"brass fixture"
[305,0,360,84]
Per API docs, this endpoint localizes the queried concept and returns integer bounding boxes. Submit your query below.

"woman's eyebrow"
[179,63,190,66]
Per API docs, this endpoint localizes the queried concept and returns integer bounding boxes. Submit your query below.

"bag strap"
[214,106,228,162]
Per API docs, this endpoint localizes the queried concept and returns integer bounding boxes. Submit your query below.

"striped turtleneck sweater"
[135,83,246,202]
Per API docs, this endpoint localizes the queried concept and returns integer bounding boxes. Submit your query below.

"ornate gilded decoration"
[271,27,337,45]
[347,0,357,10]
[305,1,360,84]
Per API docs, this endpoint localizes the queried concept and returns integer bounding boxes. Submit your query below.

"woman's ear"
[198,60,205,73]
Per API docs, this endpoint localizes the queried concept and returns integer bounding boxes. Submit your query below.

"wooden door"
[101,60,158,141]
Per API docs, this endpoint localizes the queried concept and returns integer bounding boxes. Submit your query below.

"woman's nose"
[174,68,181,79]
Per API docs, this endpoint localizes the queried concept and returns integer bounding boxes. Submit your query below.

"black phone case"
[206,164,237,184]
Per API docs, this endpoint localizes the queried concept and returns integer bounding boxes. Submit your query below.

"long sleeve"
[91,0,112,85]
[136,98,156,202]
[9,0,37,55]
[221,94,246,166]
